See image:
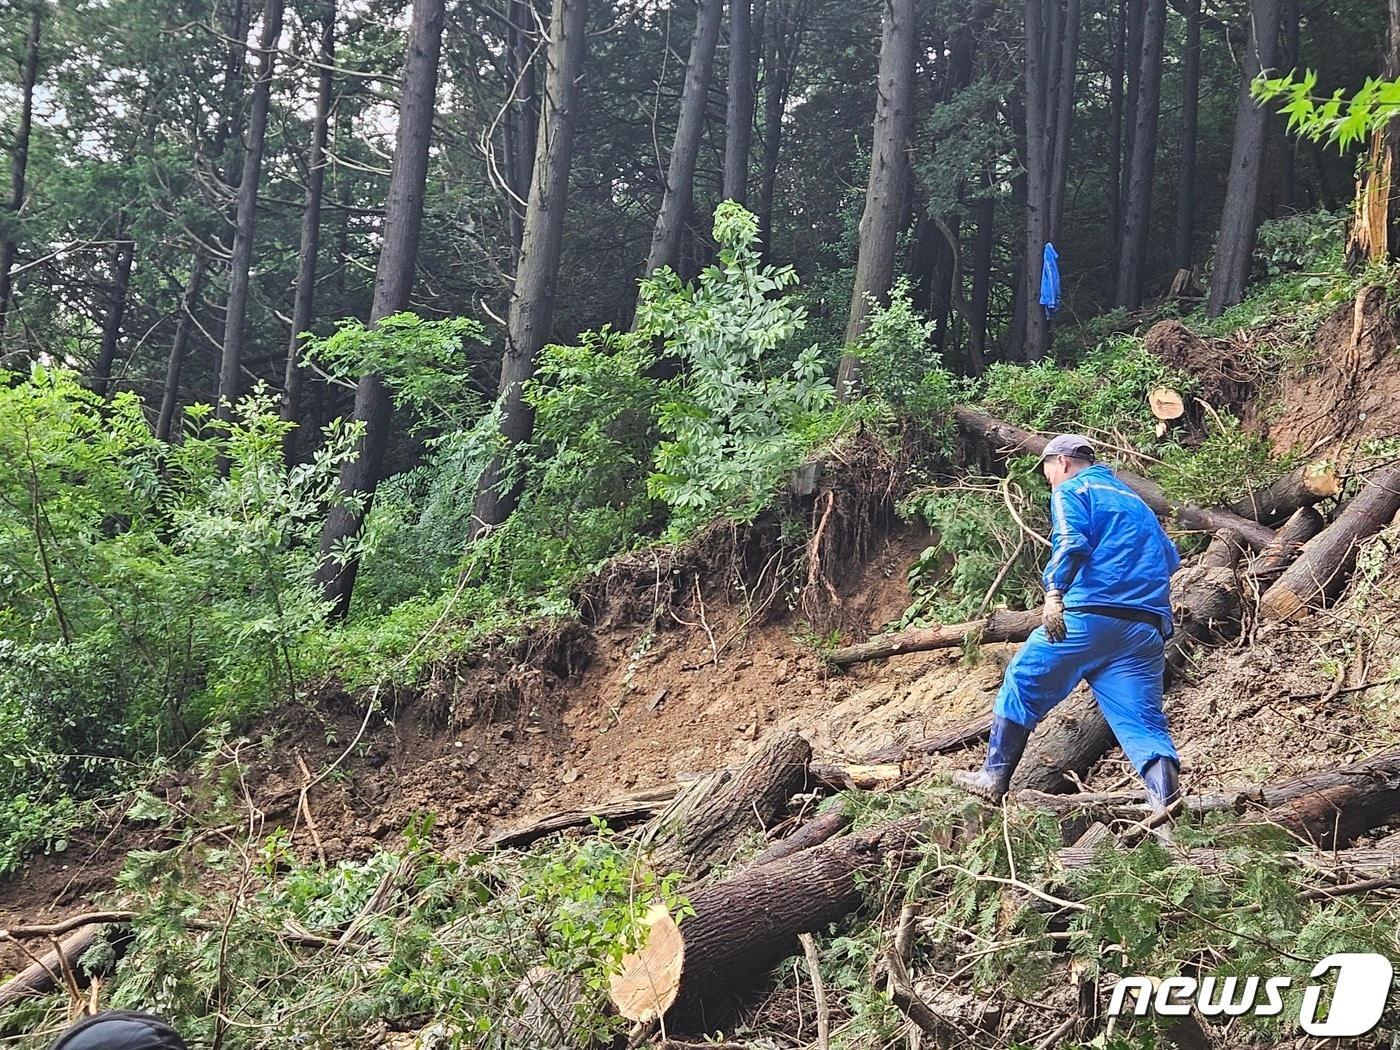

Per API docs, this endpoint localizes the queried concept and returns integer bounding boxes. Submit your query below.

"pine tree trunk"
[1105,0,1125,272]
[0,6,40,347]
[1022,0,1052,360]
[469,0,589,542]
[216,0,286,432]
[1113,0,1144,269]
[1114,0,1165,309]
[281,0,336,462]
[722,0,754,204]
[156,263,205,442]
[1206,0,1284,317]
[91,237,135,397]
[756,0,806,259]
[504,0,539,263]
[836,0,916,398]
[968,188,994,373]
[1279,0,1299,209]
[315,0,446,618]
[644,0,723,277]
[1047,0,1080,237]
[1173,0,1201,274]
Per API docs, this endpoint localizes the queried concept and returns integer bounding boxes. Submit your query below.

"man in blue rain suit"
[952,434,1183,812]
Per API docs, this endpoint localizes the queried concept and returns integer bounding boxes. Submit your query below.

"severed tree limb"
[752,809,851,866]
[486,786,678,850]
[827,609,1041,667]
[862,711,995,764]
[1245,505,1326,584]
[1228,460,1340,524]
[798,933,831,1050]
[953,406,1277,550]
[1260,463,1400,621]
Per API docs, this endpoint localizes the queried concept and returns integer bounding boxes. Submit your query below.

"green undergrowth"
[20,777,1399,1048]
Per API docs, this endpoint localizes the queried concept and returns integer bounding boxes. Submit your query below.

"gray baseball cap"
[1041,433,1096,462]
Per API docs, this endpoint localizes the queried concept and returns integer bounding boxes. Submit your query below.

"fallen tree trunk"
[0,924,104,1011]
[1228,460,1341,524]
[486,786,678,850]
[1245,505,1326,585]
[863,711,996,764]
[828,610,1040,667]
[640,731,811,878]
[611,815,925,1024]
[808,762,903,791]
[954,406,1276,550]
[1260,464,1400,621]
[752,808,852,866]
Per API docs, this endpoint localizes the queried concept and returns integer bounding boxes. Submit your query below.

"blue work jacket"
[1042,464,1180,625]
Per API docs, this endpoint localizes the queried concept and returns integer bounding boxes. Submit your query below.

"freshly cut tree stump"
[1229,461,1340,524]
[827,609,1041,667]
[640,731,811,878]
[954,406,1276,550]
[1245,505,1326,584]
[1260,464,1400,621]
[611,815,926,1024]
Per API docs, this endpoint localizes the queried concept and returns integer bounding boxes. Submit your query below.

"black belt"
[1069,604,1167,637]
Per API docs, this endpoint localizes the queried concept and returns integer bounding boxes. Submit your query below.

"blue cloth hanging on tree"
[1039,241,1061,319]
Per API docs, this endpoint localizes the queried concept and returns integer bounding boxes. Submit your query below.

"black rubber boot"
[1142,756,1181,813]
[951,716,1033,802]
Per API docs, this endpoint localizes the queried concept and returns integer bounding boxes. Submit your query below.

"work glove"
[1043,589,1066,643]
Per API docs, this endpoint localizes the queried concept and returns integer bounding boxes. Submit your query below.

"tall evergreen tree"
[1114,0,1165,308]
[836,0,916,397]
[1208,0,1284,317]
[0,5,41,346]
[315,0,447,618]
[471,0,590,540]
[723,0,754,203]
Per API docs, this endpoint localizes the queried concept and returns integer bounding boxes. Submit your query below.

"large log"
[1229,460,1340,524]
[611,815,926,1024]
[954,406,1276,550]
[1260,463,1400,621]
[1244,505,1326,585]
[0,924,103,1011]
[640,731,812,878]
[828,609,1041,667]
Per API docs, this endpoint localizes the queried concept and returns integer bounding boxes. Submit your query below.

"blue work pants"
[993,611,1178,774]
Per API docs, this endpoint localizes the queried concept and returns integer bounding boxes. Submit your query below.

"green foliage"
[898,464,1047,628]
[77,822,689,1049]
[1255,69,1400,149]
[977,337,1190,452]
[303,313,487,431]
[0,368,356,871]
[1156,413,1290,507]
[640,203,839,536]
[849,280,957,439]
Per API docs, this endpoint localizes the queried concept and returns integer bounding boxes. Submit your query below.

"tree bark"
[504,0,539,263]
[486,786,678,850]
[1173,0,1201,275]
[315,0,446,618]
[469,0,589,541]
[216,0,285,436]
[0,925,106,1011]
[967,188,994,374]
[722,0,754,204]
[0,5,40,347]
[1114,0,1166,309]
[828,609,1042,667]
[1206,0,1284,317]
[1105,0,1125,270]
[752,808,851,866]
[1227,460,1340,524]
[756,0,808,259]
[640,731,811,878]
[280,0,336,463]
[91,236,135,397]
[953,406,1277,549]
[1260,464,1400,621]
[644,0,724,277]
[610,815,925,1024]
[1245,505,1325,584]
[155,262,206,442]
[836,0,917,397]
[1346,0,1400,264]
